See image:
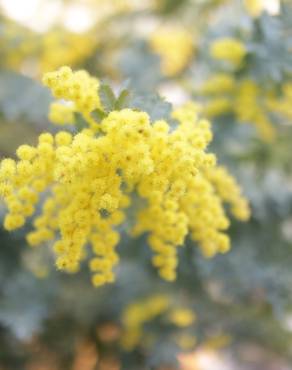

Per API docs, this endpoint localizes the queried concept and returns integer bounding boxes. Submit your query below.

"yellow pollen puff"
[55,131,73,146]
[4,214,25,230]
[210,38,247,67]
[39,132,54,144]
[168,308,196,327]
[150,27,194,76]
[16,145,37,161]
[199,74,235,95]
[0,159,16,179]
[49,102,75,125]
[244,0,264,17]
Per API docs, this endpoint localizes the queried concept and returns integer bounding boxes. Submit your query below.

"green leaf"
[129,93,172,121]
[74,112,87,132]
[114,89,131,110]
[91,108,107,122]
[99,84,116,112]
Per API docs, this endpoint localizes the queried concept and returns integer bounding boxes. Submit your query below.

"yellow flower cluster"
[168,308,196,327]
[198,74,276,141]
[234,80,276,141]
[43,66,102,131]
[198,74,234,117]
[40,31,97,74]
[266,83,292,122]
[0,20,37,71]
[121,294,196,350]
[244,0,264,17]
[121,294,170,350]
[0,66,250,287]
[204,167,250,220]
[150,28,194,76]
[203,98,232,118]
[210,38,247,67]
[199,74,236,95]
[0,18,97,76]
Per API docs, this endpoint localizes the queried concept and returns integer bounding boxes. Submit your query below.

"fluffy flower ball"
[210,37,246,66]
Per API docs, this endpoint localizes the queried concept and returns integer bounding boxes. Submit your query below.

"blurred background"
[0,0,292,369]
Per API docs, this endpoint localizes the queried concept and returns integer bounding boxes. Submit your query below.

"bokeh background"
[0,0,292,369]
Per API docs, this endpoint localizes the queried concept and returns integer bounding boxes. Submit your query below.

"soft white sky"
[0,0,95,32]
[0,0,280,33]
